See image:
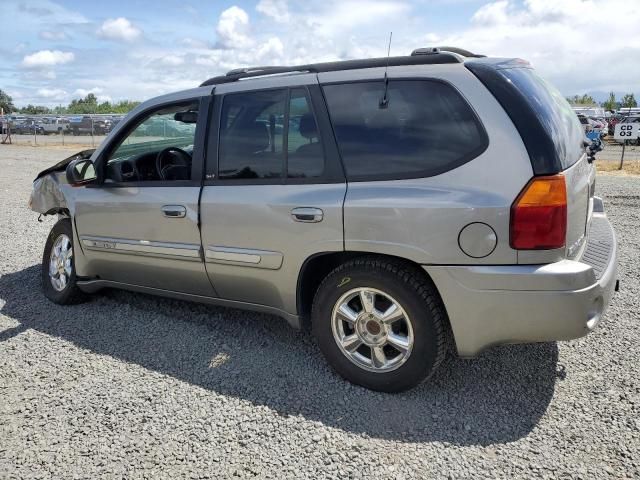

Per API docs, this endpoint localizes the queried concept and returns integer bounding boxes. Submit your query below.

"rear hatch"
[466,59,594,260]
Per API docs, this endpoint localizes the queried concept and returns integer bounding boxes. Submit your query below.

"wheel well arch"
[46,207,70,215]
[296,251,445,325]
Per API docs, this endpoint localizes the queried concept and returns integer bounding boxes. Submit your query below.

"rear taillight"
[510,175,567,250]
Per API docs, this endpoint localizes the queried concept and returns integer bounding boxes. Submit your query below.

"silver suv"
[30,47,618,392]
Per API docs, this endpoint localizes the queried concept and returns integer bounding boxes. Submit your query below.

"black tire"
[312,257,448,393]
[42,218,85,305]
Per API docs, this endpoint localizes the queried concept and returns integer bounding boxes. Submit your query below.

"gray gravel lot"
[0,144,639,479]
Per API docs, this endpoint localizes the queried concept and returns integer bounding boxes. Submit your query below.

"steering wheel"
[155,147,192,180]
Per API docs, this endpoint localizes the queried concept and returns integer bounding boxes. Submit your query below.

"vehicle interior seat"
[289,113,324,177]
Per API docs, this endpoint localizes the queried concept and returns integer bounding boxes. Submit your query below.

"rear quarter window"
[466,61,585,173]
[499,68,584,170]
[322,80,488,181]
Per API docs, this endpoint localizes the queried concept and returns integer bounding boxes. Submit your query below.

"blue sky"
[1,0,638,108]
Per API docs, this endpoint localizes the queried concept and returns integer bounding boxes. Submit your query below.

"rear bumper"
[425,211,618,357]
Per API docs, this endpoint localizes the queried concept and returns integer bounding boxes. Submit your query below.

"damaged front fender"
[30,172,70,215]
[29,149,95,216]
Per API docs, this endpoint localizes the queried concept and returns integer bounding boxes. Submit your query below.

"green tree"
[67,93,99,114]
[0,88,15,114]
[602,92,617,111]
[4,91,141,116]
[567,94,596,106]
[621,93,638,108]
[111,100,140,113]
[19,104,51,114]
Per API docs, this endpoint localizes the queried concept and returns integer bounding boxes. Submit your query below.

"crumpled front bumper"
[425,208,618,357]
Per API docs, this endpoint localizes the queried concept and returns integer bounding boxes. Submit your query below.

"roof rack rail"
[200,51,464,87]
[201,66,317,87]
[225,66,315,77]
[412,46,486,58]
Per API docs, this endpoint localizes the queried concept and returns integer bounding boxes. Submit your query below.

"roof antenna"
[379,31,392,109]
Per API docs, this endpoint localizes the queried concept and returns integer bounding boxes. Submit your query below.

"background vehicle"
[577,113,592,134]
[13,119,44,135]
[608,114,624,135]
[40,117,70,135]
[589,117,608,137]
[68,116,110,135]
[30,47,617,393]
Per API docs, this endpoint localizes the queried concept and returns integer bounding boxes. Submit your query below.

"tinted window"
[322,80,487,180]
[218,88,324,181]
[219,90,286,180]
[497,68,584,170]
[287,88,324,178]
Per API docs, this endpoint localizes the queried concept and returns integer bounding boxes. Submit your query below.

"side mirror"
[66,158,97,186]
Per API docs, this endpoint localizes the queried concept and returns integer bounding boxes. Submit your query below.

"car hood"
[33,148,95,181]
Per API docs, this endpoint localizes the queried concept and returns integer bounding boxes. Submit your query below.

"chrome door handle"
[291,207,323,223]
[161,205,186,218]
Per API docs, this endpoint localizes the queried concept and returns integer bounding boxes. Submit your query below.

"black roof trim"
[200,53,462,86]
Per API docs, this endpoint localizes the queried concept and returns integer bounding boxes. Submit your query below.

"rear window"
[498,68,584,170]
[322,80,487,181]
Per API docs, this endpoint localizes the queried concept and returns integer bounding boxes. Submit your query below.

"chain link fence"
[1,114,117,148]
[1,130,108,148]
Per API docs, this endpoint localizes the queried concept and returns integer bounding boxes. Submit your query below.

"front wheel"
[42,218,85,304]
[312,257,449,392]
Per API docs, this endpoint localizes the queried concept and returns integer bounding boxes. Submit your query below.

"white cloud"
[440,0,640,95]
[257,37,284,57]
[160,55,185,66]
[181,37,210,49]
[16,1,88,24]
[308,1,411,36]
[216,6,252,48]
[22,50,74,68]
[471,0,510,25]
[39,30,68,41]
[97,17,142,42]
[72,87,111,103]
[73,87,104,97]
[256,0,291,23]
[36,87,67,98]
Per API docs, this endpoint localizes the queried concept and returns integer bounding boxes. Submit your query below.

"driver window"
[105,101,198,183]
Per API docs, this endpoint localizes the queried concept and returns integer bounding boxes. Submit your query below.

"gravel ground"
[1,145,638,479]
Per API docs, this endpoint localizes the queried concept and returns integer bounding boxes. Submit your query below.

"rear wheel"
[42,218,85,304]
[312,257,448,392]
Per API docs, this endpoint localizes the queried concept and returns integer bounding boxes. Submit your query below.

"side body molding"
[80,236,201,261]
[205,246,284,270]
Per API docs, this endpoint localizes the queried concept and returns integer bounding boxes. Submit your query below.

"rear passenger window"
[217,88,324,181]
[322,80,487,181]
[219,90,286,180]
